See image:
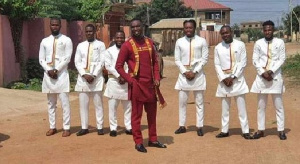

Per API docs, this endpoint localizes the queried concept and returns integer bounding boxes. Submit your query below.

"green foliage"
[244,28,264,41]
[38,0,83,21]
[0,0,40,20]
[10,78,42,91]
[68,69,78,83]
[282,53,300,83]
[128,0,192,25]
[26,58,44,80]
[282,5,300,35]
[80,0,111,23]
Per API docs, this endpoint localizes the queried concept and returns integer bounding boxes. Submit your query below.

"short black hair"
[263,20,274,27]
[131,18,142,24]
[50,17,61,24]
[85,24,96,31]
[183,19,196,28]
[115,30,125,36]
[220,25,231,32]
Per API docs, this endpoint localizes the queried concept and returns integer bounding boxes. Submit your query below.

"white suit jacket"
[214,39,249,97]
[174,35,208,91]
[74,40,106,92]
[103,45,129,100]
[250,37,286,94]
[39,34,73,93]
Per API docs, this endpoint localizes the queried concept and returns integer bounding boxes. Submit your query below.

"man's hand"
[118,76,126,85]
[222,77,234,87]
[154,80,160,87]
[83,74,95,84]
[261,71,273,81]
[48,69,58,79]
[184,71,195,81]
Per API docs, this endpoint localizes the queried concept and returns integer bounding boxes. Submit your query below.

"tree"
[80,0,111,23]
[244,28,264,41]
[38,0,83,21]
[282,5,300,35]
[0,0,40,81]
[128,0,192,25]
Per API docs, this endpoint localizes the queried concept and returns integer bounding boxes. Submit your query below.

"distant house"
[134,0,233,26]
[240,21,263,32]
[184,0,232,26]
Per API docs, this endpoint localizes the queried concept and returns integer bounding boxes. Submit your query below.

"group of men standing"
[173,19,287,141]
[38,17,287,154]
[39,18,166,153]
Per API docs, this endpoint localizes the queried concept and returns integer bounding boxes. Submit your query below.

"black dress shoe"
[197,128,204,136]
[135,144,147,153]
[110,130,117,137]
[148,141,167,148]
[76,129,89,136]
[253,131,264,139]
[174,126,186,134]
[243,133,253,139]
[97,129,104,135]
[279,131,287,140]
[125,129,132,135]
[216,132,229,138]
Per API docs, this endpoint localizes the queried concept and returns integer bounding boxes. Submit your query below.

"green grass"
[282,53,300,85]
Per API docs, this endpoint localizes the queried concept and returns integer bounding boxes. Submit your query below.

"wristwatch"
[230,74,236,79]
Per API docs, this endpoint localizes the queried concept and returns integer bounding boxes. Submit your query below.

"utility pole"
[195,0,199,32]
[289,0,293,40]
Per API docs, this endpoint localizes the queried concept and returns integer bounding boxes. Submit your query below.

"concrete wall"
[0,15,121,87]
[150,28,222,56]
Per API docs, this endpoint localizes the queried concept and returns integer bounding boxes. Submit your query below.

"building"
[134,0,232,26]
[240,21,263,32]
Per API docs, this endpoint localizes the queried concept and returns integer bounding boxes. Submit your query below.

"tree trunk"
[8,18,27,82]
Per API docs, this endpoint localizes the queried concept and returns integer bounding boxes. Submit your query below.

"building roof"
[184,0,232,11]
[149,18,215,29]
[134,0,232,11]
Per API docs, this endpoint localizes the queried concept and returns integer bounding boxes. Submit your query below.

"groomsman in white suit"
[74,24,106,136]
[174,19,208,136]
[214,25,252,139]
[251,20,287,140]
[39,18,73,137]
[104,31,132,137]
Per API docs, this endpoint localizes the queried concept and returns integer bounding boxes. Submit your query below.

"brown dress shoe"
[46,129,57,136]
[62,130,71,137]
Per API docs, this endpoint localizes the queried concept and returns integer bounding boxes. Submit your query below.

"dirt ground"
[0,42,300,163]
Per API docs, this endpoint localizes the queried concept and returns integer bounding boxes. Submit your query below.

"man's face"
[263,25,274,40]
[183,22,195,38]
[85,26,95,42]
[50,20,61,36]
[115,32,125,48]
[130,20,143,38]
[220,27,233,44]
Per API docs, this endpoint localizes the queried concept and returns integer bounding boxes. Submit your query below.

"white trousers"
[178,90,204,128]
[79,92,104,129]
[221,94,249,134]
[108,98,132,131]
[47,92,70,130]
[257,94,285,131]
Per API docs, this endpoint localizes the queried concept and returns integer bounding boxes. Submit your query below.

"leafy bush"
[10,78,42,91]
[26,58,44,80]
[11,82,27,90]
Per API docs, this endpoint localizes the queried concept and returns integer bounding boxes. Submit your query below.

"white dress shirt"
[103,45,129,100]
[174,35,209,91]
[214,39,249,97]
[39,34,73,93]
[74,39,106,92]
[250,37,286,94]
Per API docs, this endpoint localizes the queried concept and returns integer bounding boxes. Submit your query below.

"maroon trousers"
[131,99,157,144]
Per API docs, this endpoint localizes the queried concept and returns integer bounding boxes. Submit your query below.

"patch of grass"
[282,53,300,85]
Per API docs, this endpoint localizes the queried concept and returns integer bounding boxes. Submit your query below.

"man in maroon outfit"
[116,19,167,153]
